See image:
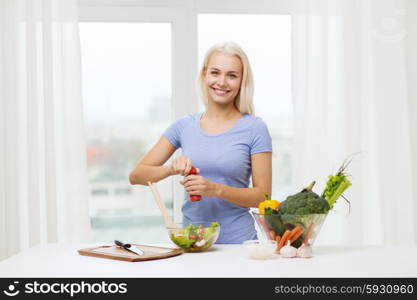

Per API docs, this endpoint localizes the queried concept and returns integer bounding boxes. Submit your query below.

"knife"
[114,240,144,256]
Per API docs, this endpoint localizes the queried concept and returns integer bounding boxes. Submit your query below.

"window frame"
[78,0,291,222]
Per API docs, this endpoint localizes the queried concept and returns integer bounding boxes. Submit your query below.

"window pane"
[198,14,293,200]
[79,23,172,244]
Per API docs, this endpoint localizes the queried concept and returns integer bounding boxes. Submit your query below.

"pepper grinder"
[189,166,201,202]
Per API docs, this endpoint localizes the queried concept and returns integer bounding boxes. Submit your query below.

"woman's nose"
[217,75,226,86]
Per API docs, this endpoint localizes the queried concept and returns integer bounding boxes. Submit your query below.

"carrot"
[269,230,276,240]
[290,228,304,243]
[275,235,281,244]
[288,226,303,242]
[303,224,314,245]
[275,235,282,252]
[278,230,291,251]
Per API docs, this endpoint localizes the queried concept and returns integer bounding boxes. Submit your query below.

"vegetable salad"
[169,222,220,252]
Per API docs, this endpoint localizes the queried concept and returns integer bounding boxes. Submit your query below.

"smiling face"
[203,51,243,107]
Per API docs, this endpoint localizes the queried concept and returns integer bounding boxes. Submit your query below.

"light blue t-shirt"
[163,112,272,244]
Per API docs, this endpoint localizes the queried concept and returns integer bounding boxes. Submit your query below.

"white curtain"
[291,0,416,246]
[0,0,91,260]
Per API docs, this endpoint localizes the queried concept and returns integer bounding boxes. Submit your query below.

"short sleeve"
[250,118,272,155]
[162,116,188,149]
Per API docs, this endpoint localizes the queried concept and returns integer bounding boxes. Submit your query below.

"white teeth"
[213,88,229,95]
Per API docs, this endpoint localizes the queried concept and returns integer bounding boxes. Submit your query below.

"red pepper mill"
[188,166,201,202]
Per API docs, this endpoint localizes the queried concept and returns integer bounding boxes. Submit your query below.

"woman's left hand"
[180,175,218,197]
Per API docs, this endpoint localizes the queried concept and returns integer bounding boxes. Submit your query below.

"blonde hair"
[196,42,255,115]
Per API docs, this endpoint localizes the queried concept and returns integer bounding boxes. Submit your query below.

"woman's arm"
[182,152,272,207]
[216,152,272,207]
[129,136,176,185]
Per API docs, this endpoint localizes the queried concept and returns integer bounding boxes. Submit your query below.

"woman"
[129,42,272,243]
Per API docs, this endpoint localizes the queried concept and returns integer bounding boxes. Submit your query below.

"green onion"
[321,155,355,210]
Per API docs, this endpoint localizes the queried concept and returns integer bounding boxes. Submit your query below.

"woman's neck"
[203,102,242,121]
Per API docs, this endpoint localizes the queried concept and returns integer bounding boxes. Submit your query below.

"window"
[78,0,293,244]
[79,22,173,243]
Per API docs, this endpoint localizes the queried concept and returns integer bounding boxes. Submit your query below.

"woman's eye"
[210,71,218,75]
[228,74,237,78]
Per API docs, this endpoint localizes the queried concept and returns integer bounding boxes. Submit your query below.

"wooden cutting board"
[78,244,184,262]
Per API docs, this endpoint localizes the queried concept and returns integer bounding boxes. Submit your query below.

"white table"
[0,244,416,277]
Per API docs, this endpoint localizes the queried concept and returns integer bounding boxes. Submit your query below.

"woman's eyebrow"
[209,67,240,74]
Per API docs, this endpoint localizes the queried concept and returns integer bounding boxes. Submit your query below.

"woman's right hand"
[170,156,193,176]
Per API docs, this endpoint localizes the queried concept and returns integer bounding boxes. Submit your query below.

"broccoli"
[277,186,329,247]
[280,190,330,215]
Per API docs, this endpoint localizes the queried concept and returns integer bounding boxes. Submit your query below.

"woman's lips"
[212,87,230,96]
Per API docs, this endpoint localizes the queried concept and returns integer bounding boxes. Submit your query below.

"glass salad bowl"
[251,211,327,248]
[168,221,220,252]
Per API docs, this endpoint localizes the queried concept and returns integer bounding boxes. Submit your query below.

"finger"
[185,183,203,191]
[180,159,188,176]
[183,179,191,188]
[184,179,197,188]
[187,188,202,195]
[184,174,197,180]
[183,176,199,186]
[185,187,192,193]
[185,187,200,194]
[174,157,183,175]
[184,158,192,175]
